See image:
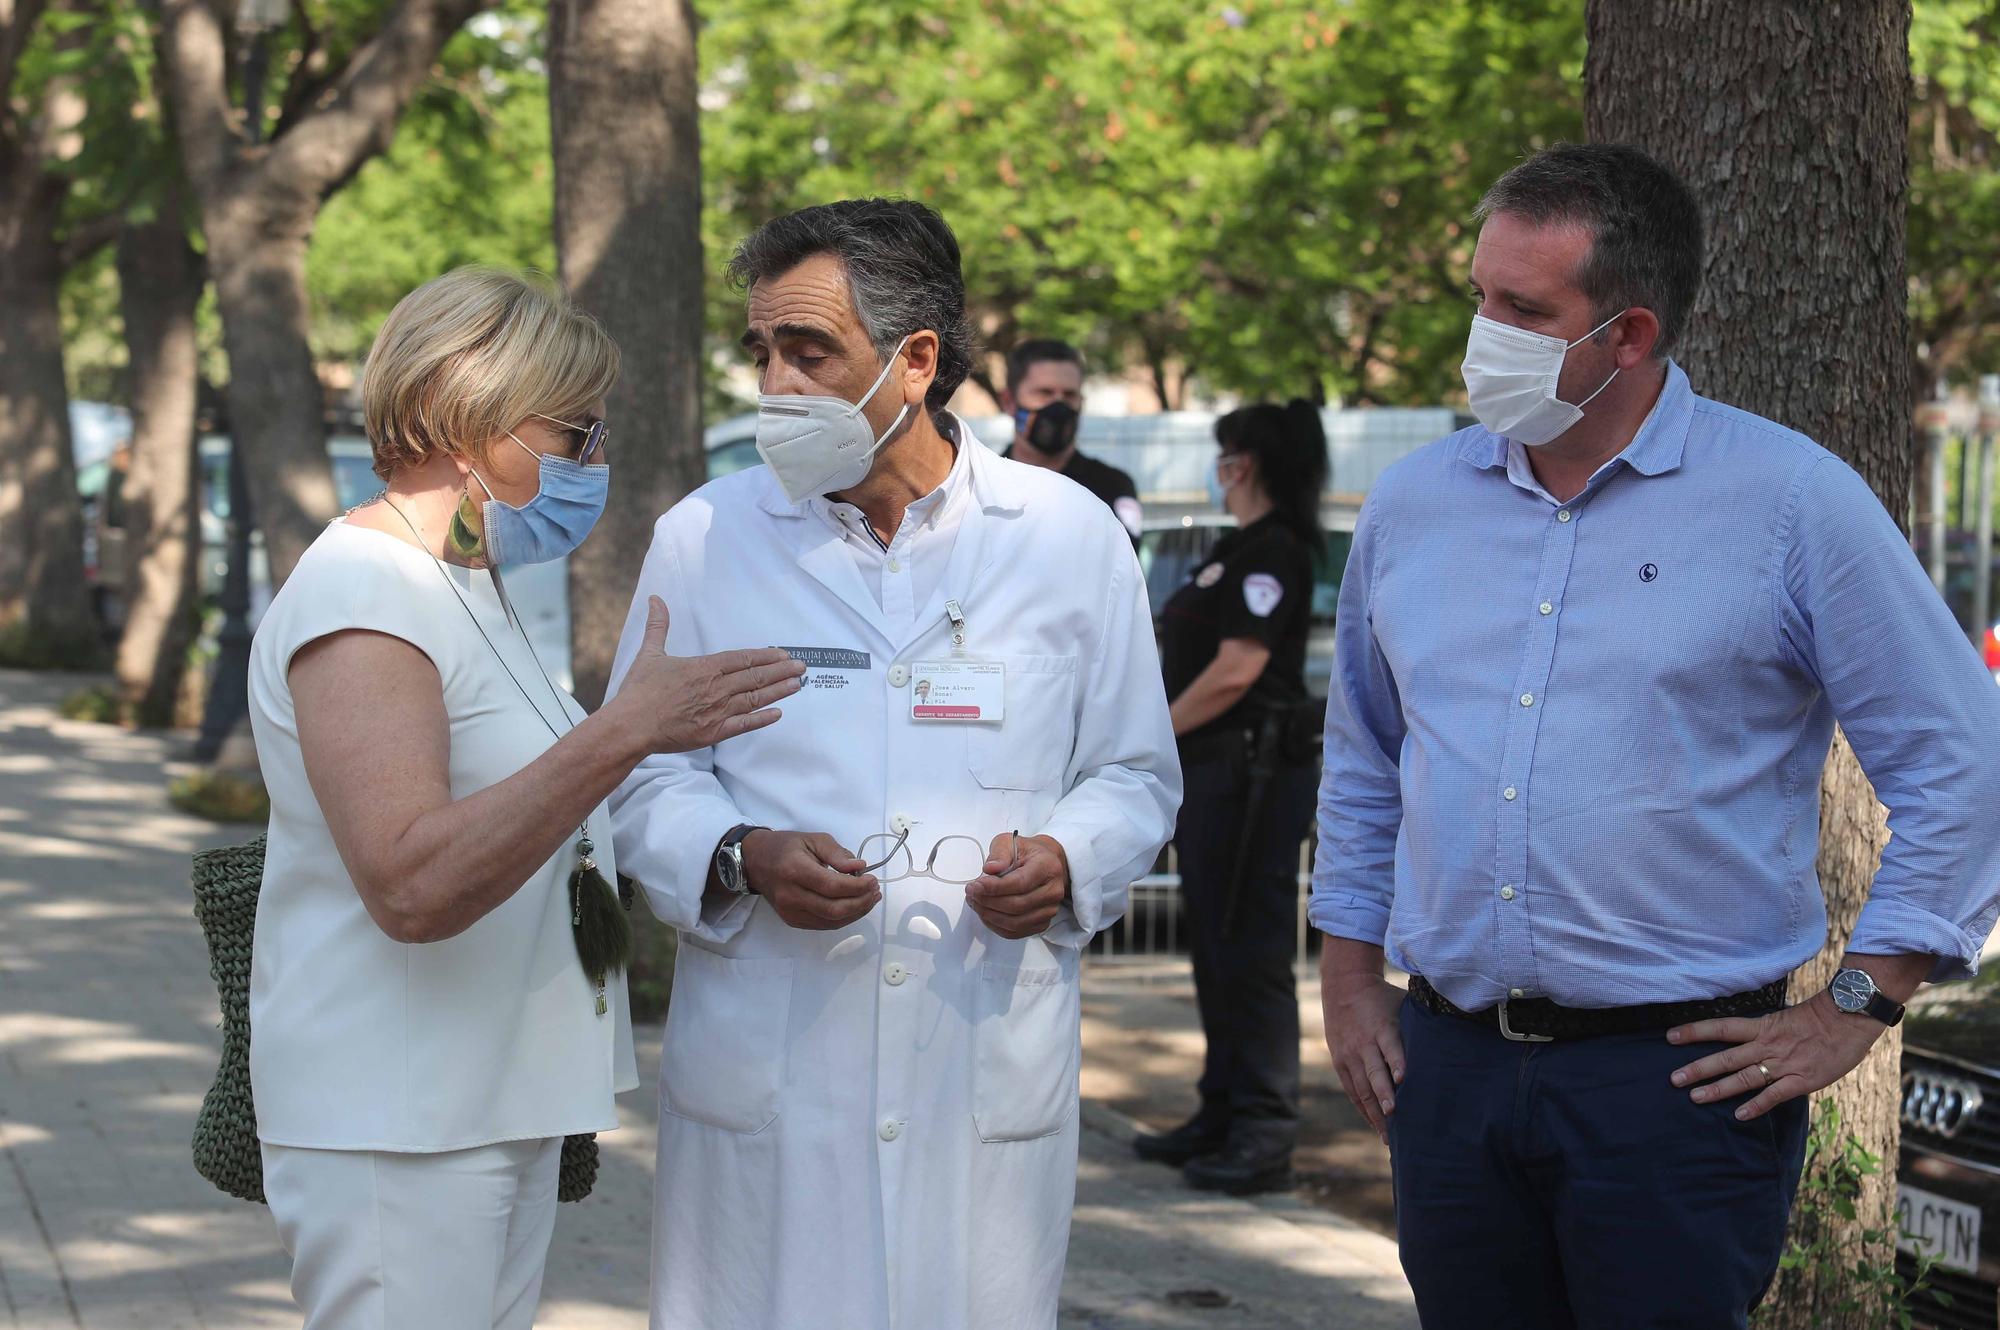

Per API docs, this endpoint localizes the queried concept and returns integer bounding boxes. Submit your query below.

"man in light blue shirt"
[1314,143,2000,1327]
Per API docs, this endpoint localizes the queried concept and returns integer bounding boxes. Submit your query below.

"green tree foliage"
[54,0,1988,416]
[1910,0,2000,394]
[697,0,1584,407]
[307,8,554,365]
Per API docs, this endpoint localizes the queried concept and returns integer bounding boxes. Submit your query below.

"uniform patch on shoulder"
[1194,562,1225,589]
[1243,572,1284,617]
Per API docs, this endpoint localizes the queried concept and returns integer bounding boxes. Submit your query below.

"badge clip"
[944,599,968,655]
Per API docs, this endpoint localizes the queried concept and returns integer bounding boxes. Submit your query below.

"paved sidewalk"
[0,668,1414,1329]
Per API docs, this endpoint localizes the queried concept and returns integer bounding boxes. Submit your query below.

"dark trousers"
[1391,997,1810,1329]
[1175,749,1319,1149]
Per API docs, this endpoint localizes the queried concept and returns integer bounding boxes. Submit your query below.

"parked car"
[1897,983,2000,1326]
[1136,512,1354,702]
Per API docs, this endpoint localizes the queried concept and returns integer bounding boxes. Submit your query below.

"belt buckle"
[1496,998,1554,1043]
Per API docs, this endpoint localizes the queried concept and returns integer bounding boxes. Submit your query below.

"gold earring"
[446,484,485,560]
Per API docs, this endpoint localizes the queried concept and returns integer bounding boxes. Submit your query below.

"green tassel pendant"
[569,837,631,987]
[447,488,485,561]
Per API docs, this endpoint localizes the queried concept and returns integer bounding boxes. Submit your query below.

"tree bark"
[549,0,703,708]
[0,130,95,659]
[1586,3,1912,1326]
[112,205,205,725]
[154,0,492,585]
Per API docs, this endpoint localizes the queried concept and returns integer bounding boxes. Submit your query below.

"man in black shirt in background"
[1000,339,1144,541]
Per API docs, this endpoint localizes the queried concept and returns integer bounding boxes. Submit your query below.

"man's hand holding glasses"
[738,826,1070,940]
[966,832,1071,941]
[738,831,882,931]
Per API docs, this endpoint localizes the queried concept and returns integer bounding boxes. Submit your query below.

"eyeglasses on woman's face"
[529,411,608,465]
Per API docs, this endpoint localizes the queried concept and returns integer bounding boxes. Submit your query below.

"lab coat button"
[891,813,915,835]
[879,1118,902,1142]
[884,963,909,986]
[888,664,910,688]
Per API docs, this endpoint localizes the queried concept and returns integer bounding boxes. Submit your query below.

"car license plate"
[1896,1182,1981,1276]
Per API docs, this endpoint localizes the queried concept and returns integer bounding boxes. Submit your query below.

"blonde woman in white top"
[246,267,807,1330]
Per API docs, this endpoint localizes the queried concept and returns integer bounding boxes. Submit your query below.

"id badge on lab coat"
[910,659,1005,722]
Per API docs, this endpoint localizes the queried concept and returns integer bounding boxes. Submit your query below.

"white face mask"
[755,336,912,503]
[1460,311,1623,447]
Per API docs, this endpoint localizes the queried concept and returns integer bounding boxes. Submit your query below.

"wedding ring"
[1758,1063,1772,1084]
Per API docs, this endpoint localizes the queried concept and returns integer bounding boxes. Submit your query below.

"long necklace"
[377,496,632,1015]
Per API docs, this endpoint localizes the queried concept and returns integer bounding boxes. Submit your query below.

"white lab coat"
[606,429,1181,1330]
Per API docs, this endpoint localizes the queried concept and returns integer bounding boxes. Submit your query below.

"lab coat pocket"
[967,654,1078,792]
[659,946,794,1135]
[971,960,1082,1143]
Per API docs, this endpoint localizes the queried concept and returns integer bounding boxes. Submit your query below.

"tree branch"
[264,0,491,203]
[272,1,337,140]
[58,208,124,266]
[152,0,242,199]
[0,0,53,109]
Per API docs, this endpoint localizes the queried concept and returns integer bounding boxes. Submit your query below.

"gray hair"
[1476,143,1705,358]
[727,199,975,420]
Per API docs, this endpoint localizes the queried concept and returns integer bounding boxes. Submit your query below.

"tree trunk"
[112,206,205,725]
[154,0,494,589]
[1586,3,1912,1326]
[549,0,703,708]
[200,184,337,586]
[0,144,95,661]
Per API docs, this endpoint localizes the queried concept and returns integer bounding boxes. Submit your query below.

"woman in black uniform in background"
[1134,400,1326,1196]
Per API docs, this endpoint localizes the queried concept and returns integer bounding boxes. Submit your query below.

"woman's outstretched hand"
[612,596,806,754]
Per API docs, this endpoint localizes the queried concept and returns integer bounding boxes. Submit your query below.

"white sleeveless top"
[247,519,637,1151]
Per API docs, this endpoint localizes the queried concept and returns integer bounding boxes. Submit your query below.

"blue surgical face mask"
[1206,453,1242,509]
[469,430,609,567]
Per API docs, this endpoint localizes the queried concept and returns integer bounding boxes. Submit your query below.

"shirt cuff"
[1041,902,1092,950]
[1849,896,1987,983]
[1309,889,1390,948]
[1035,825,1105,949]
[635,806,757,947]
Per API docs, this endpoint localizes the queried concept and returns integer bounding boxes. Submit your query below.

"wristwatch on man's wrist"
[1827,967,1906,1027]
[715,824,764,897]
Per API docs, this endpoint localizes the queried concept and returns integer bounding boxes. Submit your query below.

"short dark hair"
[1005,338,1085,395]
[1476,143,1704,357]
[727,199,975,421]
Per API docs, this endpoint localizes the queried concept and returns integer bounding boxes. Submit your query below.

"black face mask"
[1018,400,1080,456]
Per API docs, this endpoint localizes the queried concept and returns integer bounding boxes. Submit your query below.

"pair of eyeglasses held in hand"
[857,826,1023,886]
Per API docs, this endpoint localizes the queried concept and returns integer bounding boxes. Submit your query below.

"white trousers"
[261,1137,562,1330]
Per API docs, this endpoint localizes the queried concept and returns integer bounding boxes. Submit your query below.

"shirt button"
[1510,987,1525,999]
[884,963,909,987]
[888,664,909,688]
[1557,510,1572,523]
[879,1119,902,1142]
[1520,693,1535,708]
[1500,885,1516,901]
[1539,602,1554,616]
[1503,786,1518,801]
[887,558,903,573]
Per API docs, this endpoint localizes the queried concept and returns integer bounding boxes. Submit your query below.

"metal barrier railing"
[1088,841,1317,972]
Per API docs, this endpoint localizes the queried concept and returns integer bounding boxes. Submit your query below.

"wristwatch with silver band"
[715,824,765,897]
[1827,967,1905,1027]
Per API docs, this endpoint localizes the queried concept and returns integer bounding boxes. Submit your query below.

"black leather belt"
[1407,974,1788,1043]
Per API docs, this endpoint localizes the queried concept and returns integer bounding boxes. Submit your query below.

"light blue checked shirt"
[1311,362,2000,1010]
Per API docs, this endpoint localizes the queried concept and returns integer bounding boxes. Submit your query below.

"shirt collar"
[817,418,974,539]
[1461,359,1695,482]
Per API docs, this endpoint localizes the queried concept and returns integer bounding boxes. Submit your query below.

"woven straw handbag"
[188,836,600,1203]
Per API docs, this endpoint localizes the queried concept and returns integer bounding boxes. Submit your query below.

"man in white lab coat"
[605,198,1182,1330]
